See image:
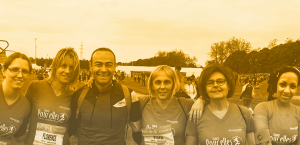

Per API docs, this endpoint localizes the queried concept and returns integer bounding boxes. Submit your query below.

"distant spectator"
[141,72,146,86]
[184,77,197,100]
[267,70,277,101]
[240,79,254,108]
[174,65,190,98]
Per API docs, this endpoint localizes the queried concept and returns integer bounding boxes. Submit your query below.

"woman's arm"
[246,132,255,145]
[188,99,205,122]
[128,91,142,132]
[253,114,272,145]
[185,135,198,145]
[296,122,300,145]
[185,120,198,145]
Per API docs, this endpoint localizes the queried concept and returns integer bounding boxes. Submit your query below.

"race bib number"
[33,123,66,145]
[142,124,174,145]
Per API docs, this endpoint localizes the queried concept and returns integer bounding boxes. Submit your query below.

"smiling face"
[3,58,30,89]
[205,72,230,100]
[152,70,174,100]
[91,51,116,86]
[277,72,298,103]
[55,56,76,85]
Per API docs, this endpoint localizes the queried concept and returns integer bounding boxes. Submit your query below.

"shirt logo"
[206,136,243,145]
[38,109,68,123]
[228,129,242,132]
[166,120,178,124]
[290,127,298,130]
[0,123,16,135]
[10,117,20,123]
[113,98,126,107]
[59,106,70,110]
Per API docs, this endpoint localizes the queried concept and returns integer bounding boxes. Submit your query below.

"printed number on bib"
[142,124,174,145]
[33,123,66,145]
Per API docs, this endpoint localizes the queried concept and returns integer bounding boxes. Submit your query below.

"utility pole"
[80,42,83,60]
[35,38,37,59]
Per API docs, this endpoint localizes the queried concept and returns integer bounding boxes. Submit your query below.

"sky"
[1,0,300,66]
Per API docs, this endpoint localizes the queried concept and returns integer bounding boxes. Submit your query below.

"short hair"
[48,48,80,89]
[148,65,180,97]
[90,47,116,65]
[175,65,181,71]
[197,64,236,101]
[3,52,32,73]
[274,66,300,92]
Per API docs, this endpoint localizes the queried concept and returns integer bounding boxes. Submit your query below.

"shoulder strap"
[141,96,151,111]
[121,85,132,140]
[178,98,190,119]
[76,87,90,119]
[237,105,247,125]
[121,85,131,119]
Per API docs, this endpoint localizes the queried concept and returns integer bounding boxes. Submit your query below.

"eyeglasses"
[206,79,226,87]
[8,68,30,75]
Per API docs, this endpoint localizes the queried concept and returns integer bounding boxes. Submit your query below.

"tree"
[205,60,217,67]
[29,57,35,64]
[268,39,278,49]
[36,58,45,67]
[239,51,259,74]
[285,38,293,44]
[135,48,198,67]
[223,50,247,73]
[225,37,251,54]
[209,37,252,65]
[80,60,89,70]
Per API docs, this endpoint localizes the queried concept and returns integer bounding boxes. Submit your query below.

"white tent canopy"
[32,64,41,70]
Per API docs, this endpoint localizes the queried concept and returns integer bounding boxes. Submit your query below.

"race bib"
[142,124,174,145]
[33,123,66,145]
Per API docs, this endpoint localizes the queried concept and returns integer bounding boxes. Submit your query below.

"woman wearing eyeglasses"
[185,64,255,145]
[253,66,300,145]
[19,48,80,145]
[0,52,32,144]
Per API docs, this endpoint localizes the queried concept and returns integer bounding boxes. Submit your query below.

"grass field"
[6,75,300,145]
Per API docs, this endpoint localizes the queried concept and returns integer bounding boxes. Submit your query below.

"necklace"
[51,83,67,95]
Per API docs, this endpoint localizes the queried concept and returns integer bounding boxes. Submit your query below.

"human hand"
[188,99,204,122]
[131,91,139,102]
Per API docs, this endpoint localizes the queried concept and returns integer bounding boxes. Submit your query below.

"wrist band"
[255,129,271,144]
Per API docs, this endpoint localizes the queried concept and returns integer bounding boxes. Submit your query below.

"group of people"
[1,47,300,145]
[78,69,91,83]
[134,72,147,87]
